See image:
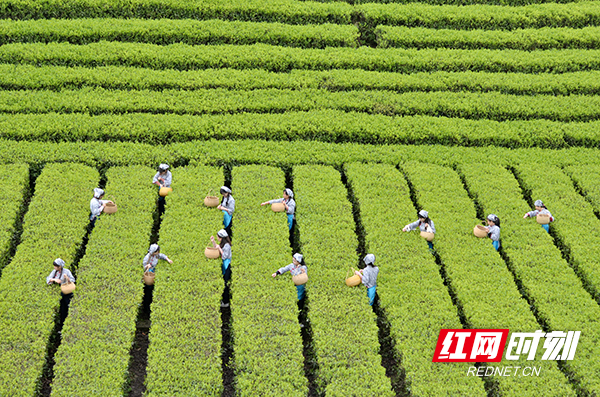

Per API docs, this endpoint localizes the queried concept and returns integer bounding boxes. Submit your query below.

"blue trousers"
[296,284,305,301]
[222,258,231,277]
[287,214,294,231]
[492,240,500,251]
[541,224,550,233]
[367,286,376,306]
[223,211,232,228]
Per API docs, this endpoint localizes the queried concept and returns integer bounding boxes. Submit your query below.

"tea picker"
[46,258,76,326]
[89,188,114,228]
[402,210,436,250]
[218,186,235,238]
[523,199,554,233]
[143,244,173,274]
[272,253,308,301]
[485,214,501,251]
[261,188,296,231]
[152,163,172,213]
[354,254,379,306]
[210,229,232,307]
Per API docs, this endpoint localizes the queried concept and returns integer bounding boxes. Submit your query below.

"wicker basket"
[204,190,219,207]
[271,202,286,212]
[60,276,76,294]
[536,214,550,224]
[345,267,362,287]
[292,273,308,286]
[205,247,221,259]
[420,231,435,242]
[103,198,118,215]
[143,271,155,286]
[473,225,488,238]
[159,187,173,197]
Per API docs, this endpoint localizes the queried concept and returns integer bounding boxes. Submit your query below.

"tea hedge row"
[2,0,598,28]
[231,165,307,396]
[0,18,358,48]
[0,164,28,271]
[4,88,600,123]
[3,42,600,73]
[360,2,600,30]
[0,163,97,397]
[6,65,600,96]
[294,165,393,396]
[460,163,600,394]
[146,166,224,396]
[50,166,156,396]
[319,0,582,6]
[564,165,600,215]
[516,164,600,303]
[402,162,573,396]
[0,139,600,169]
[376,26,600,50]
[4,111,600,148]
[0,0,352,24]
[344,163,485,396]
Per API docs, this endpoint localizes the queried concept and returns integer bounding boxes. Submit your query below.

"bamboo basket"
[345,267,362,287]
[159,187,173,197]
[420,231,435,242]
[101,195,117,214]
[205,247,221,259]
[292,273,308,286]
[536,214,550,224]
[473,225,488,238]
[143,271,155,286]
[204,189,219,207]
[271,202,286,212]
[60,276,76,294]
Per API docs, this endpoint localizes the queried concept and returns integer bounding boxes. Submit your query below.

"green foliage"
[0,18,358,48]
[344,163,482,396]
[0,163,28,271]
[376,26,600,50]
[1,139,600,169]
[5,65,600,96]
[1,111,599,148]
[146,166,224,396]
[360,2,600,30]
[4,88,600,123]
[50,166,156,396]
[294,164,393,396]
[0,163,98,397]
[564,164,600,213]
[401,161,574,396]
[0,0,352,24]
[2,42,600,73]
[319,0,583,5]
[231,165,307,396]
[517,164,600,303]
[459,163,600,394]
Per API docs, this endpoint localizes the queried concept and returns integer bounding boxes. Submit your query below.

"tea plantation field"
[0,0,599,396]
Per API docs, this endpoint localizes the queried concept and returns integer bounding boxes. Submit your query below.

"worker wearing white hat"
[46,258,76,326]
[272,253,307,301]
[218,186,235,238]
[402,210,436,249]
[523,199,554,233]
[485,214,501,251]
[211,229,233,307]
[89,188,113,227]
[142,244,173,273]
[354,254,379,306]
[261,188,296,231]
[152,164,172,213]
